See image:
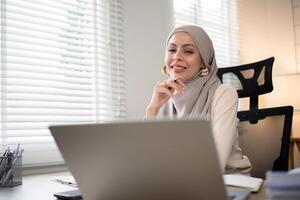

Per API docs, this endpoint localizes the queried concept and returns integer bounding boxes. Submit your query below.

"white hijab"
[158,25,221,118]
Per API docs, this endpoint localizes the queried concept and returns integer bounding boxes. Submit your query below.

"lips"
[171,65,187,73]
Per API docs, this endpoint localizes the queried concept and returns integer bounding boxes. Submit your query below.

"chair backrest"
[217,57,293,178]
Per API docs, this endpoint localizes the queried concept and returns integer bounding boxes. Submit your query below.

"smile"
[171,65,187,73]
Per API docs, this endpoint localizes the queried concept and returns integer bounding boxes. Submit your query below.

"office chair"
[217,57,293,178]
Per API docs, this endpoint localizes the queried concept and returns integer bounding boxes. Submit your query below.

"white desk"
[0,171,74,200]
[0,171,267,200]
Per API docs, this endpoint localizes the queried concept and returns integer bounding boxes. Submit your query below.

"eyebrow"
[168,43,196,48]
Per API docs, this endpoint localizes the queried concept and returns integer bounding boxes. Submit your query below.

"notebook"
[224,174,263,192]
[50,118,250,200]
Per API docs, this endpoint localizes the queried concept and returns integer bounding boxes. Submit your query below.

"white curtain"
[173,0,239,68]
[0,0,126,166]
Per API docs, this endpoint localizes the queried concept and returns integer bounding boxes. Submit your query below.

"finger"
[169,77,185,88]
[166,80,184,92]
[156,79,183,95]
[155,81,171,92]
[157,86,173,97]
[173,78,185,87]
[156,80,168,88]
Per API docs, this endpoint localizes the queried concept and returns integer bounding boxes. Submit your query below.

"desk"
[0,171,267,200]
[0,171,73,200]
[249,185,267,200]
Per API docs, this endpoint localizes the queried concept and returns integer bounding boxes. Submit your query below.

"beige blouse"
[210,84,252,175]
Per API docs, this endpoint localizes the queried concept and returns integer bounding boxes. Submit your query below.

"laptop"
[50,118,250,200]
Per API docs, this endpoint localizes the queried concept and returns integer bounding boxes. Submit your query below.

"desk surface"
[0,171,73,200]
[0,171,267,200]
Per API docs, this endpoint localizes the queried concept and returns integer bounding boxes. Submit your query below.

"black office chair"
[217,57,293,178]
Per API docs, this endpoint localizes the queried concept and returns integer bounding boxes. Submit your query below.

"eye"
[168,48,176,53]
[184,50,194,54]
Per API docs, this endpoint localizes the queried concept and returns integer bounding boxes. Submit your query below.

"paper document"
[52,175,78,187]
[223,174,263,192]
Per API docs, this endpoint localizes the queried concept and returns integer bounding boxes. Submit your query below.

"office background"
[1,0,299,169]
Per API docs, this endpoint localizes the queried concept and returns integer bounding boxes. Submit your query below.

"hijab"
[158,25,221,119]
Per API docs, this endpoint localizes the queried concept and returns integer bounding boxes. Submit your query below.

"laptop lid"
[50,119,228,200]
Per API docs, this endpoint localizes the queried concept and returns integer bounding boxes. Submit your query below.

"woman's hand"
[145,77,185,119]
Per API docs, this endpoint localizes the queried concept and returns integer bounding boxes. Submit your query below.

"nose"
[173,50,183,61]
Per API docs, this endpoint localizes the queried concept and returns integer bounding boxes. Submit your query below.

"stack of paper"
[266,170,300,200]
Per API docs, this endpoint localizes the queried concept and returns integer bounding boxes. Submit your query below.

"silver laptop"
[50,118,250,200]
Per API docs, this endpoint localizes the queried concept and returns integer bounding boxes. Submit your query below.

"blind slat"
[1,0,126,166]
[174,0,240,67]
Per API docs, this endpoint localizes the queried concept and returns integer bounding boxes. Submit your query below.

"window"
[173,0,239,68]
[0,0,126,166]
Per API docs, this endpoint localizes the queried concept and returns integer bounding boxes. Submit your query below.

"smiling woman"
[145,25,252,175]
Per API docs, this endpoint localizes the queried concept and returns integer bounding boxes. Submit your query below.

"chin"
[175,75,188,82]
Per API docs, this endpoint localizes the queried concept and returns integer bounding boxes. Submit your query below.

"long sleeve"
[210,84,240,171]
[210,84,252,174]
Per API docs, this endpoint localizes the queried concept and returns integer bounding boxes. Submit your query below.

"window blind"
[0,0,126,166]
[173,0,240,68]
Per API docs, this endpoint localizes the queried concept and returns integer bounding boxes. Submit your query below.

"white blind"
[173,0,239,68]
[0,0,126,166]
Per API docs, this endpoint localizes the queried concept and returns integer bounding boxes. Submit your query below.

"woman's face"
[165,32,204,82]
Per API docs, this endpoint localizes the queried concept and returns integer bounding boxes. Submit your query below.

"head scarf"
[158,25,221,118]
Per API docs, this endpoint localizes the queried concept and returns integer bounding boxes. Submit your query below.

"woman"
[145,25,252,175]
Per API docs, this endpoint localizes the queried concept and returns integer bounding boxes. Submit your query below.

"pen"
[0,151,6,167]
[0,145,24,186]
[0,151,9,180]
[15,144,20,156]
[1,149,24,185]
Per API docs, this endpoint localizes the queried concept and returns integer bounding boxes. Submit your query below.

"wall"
[238,0,300,167]
[238,0,297,74]
[293,0,300,72]
[123,0,173,119]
